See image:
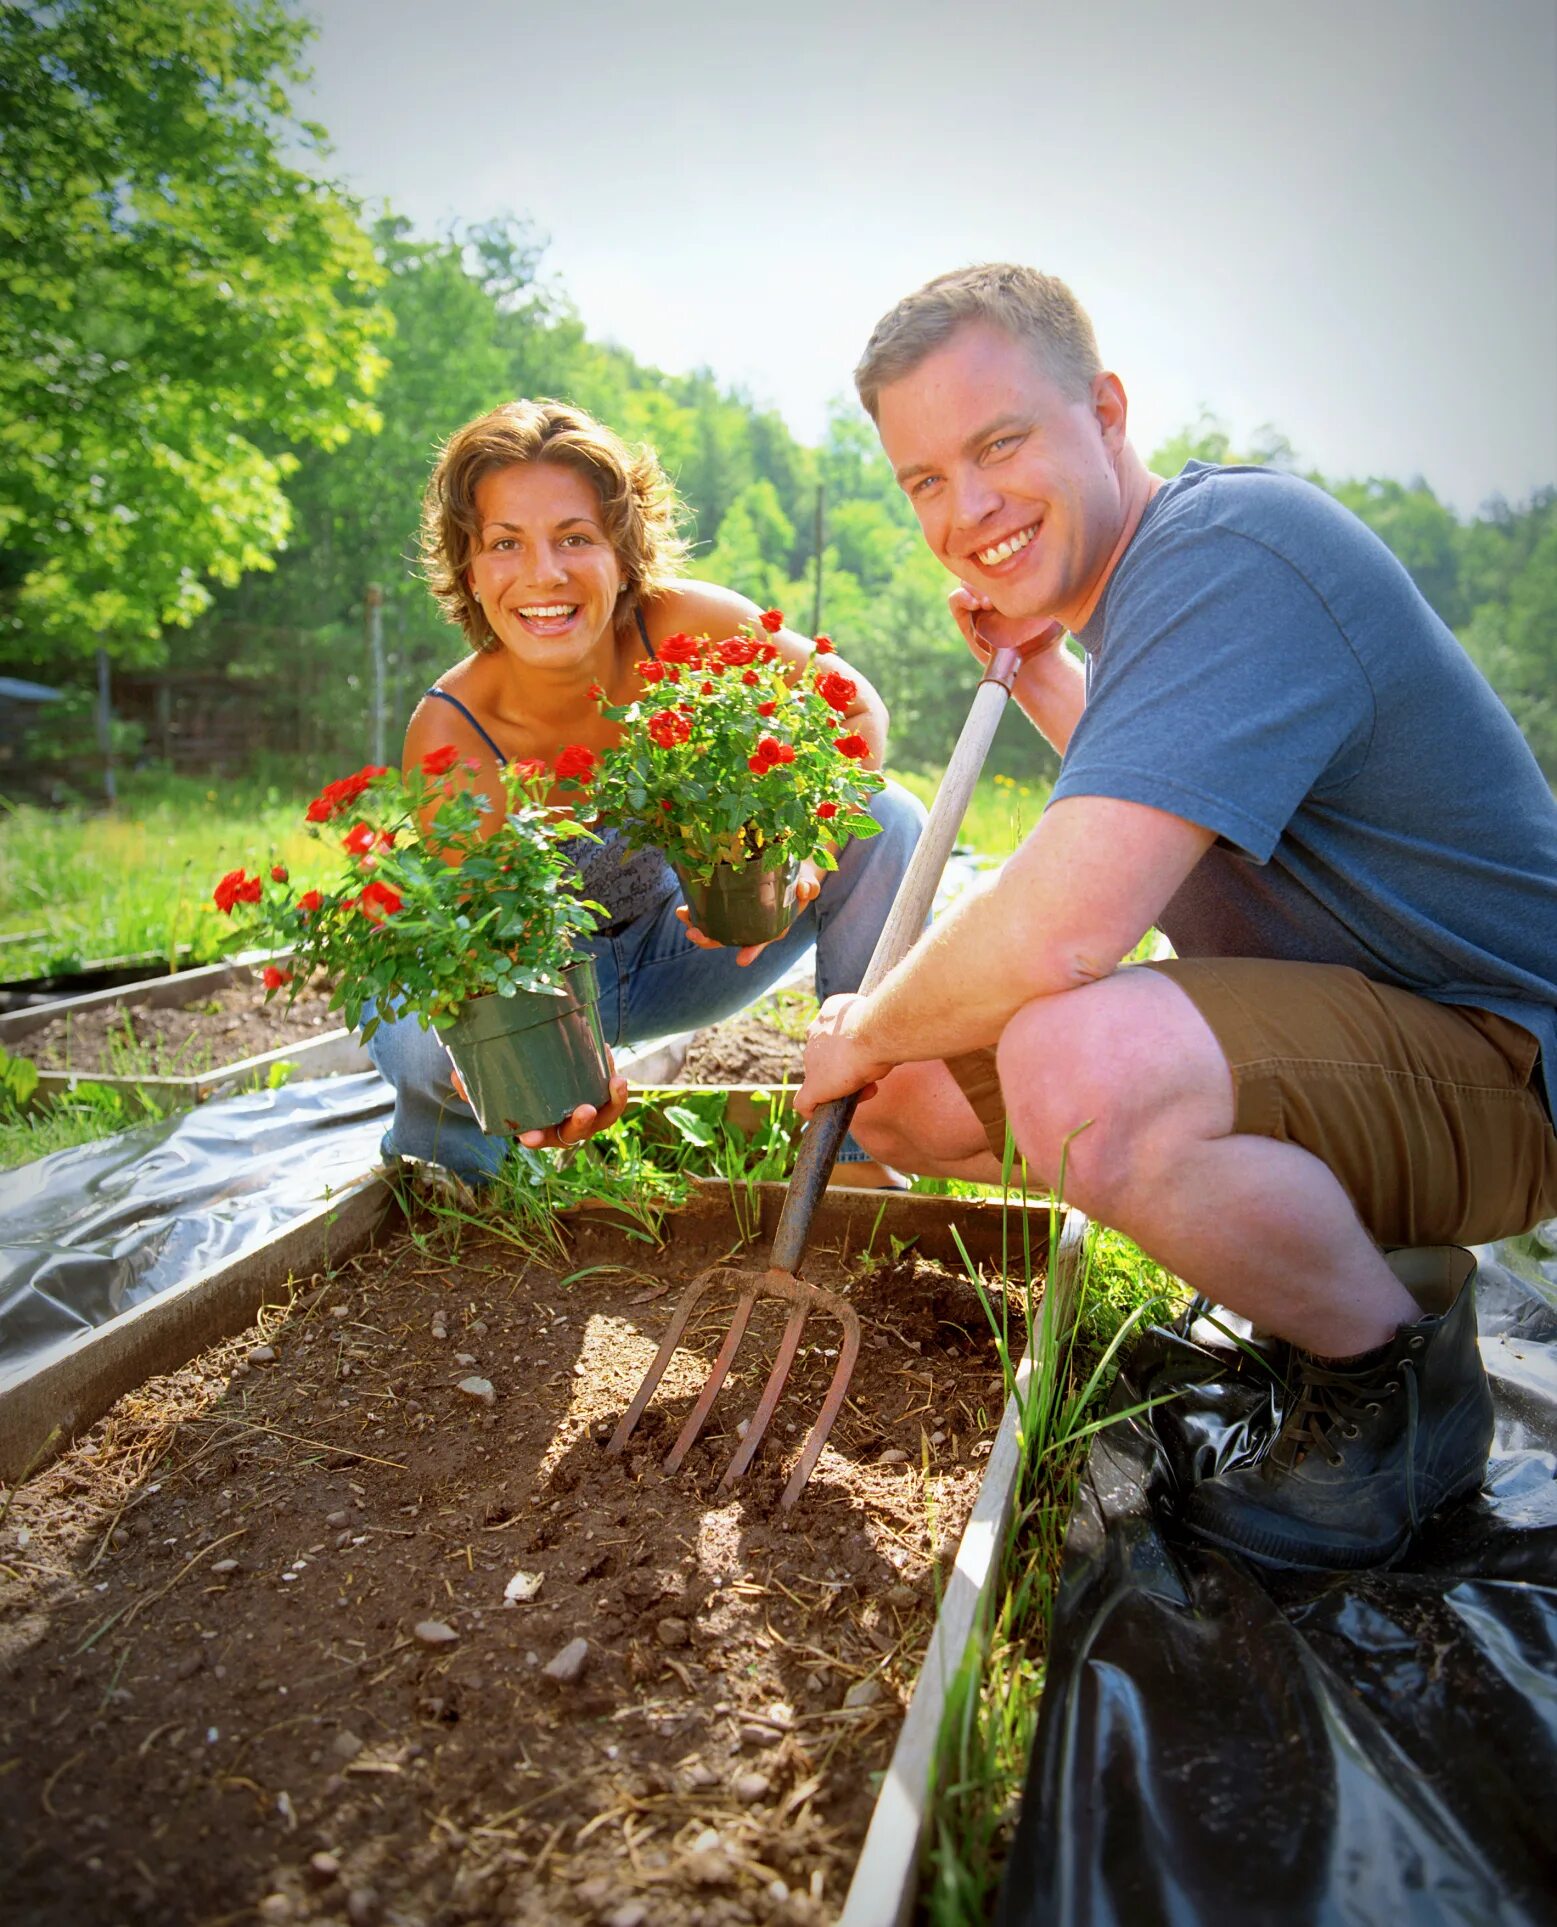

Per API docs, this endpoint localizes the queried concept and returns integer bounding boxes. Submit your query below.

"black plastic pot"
[675,856,800,948]
[442,957,612,1135]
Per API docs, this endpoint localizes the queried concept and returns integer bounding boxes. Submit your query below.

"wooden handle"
[768,646,1021,1268]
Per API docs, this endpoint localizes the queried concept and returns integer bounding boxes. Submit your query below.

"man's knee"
[994,972,1235,1209]
[851,1058,989,1173]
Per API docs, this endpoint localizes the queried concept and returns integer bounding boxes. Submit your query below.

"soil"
[675,1013,805,1089]
[0,1195,1023,1927]
[19,973,343,1078]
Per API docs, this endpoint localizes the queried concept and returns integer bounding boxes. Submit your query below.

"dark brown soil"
[20,973,342,1078]
[0,1195,1021,1926]
[676,1013,806,1088]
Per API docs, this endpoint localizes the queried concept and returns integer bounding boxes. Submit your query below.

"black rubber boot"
[1181,1247,1494,1570]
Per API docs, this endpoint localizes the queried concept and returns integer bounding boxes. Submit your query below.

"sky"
[297,0,1557,517]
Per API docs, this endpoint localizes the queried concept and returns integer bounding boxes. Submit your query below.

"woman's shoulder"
[406,657,505,766]
[638,579,759,645]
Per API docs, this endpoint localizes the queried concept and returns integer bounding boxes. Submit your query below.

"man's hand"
[449,1057,632,1149]
[948,585,1066,667]
[796,992,893,1116]
[675,858,823,966]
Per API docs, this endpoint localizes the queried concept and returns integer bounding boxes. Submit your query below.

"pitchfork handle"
[770,644,1024,1275]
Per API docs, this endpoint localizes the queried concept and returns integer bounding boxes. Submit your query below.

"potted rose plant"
[210,749,611,1135]
[570,613,886,946]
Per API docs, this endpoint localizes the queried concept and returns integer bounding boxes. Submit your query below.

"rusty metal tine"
[605,1269,728,1457]
[717,1300,811,1492]
[663,1283,759,1473]
[780,1300,863,1510]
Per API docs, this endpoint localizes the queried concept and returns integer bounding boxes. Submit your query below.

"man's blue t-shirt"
[1054,461,1557,1119]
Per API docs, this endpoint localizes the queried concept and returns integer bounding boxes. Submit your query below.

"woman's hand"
[449,1057,632,1148]
[675,858,822,966]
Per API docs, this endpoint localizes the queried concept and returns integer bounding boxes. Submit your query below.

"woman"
[368,398,924,1184]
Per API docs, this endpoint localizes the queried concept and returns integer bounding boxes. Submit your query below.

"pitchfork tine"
[605,1270,728,1457]
[663,1282,759,1473]
[717,1296,811,1491]
[781,1300,862,1510]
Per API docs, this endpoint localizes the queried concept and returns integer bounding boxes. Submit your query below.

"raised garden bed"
[0,957,369,1107]
[0,1182,1056,1926]
[0,945,203,1015]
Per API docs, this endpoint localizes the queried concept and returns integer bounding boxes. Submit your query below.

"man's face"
[875,321,1128,633]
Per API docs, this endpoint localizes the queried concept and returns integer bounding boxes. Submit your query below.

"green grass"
[923,1160,1181,1924]
[0,768,347,979]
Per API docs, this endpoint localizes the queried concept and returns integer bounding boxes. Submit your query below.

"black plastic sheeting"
[0,1072,391,1386]
[997,1225,1557,1927]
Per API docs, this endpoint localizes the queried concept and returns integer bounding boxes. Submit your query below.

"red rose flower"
[553,744,597,783]
[700,682,715,696]
[816,802,839,820]
[742,670,760,686]
[297,890,322,915]
[647,708,691,749]
[816,670,858,714]
[759,609,784,632]
[659,799,673,812]
[420,744,461,777]
[587,683,605,700]
[715,638,759,667]
[638,660,666,684]
[513,757,549,782]
[270,864,288,883]
[747,754,769,774]
[833,733,869,759]
[212,868,262,914]
[658,633,703,664]
[343,821,377,858]
[262,965,292,991]
[759,642,779,663]
[757,701,777,717]
[356,880,403,923]
[814,636,836,655]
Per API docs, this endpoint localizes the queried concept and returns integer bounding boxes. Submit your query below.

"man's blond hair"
[854,263,1102,420]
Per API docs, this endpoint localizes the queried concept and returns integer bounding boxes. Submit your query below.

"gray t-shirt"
[1055,461,1557,1119]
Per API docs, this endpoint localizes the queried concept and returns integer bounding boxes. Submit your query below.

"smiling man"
[796,263,1557,1570]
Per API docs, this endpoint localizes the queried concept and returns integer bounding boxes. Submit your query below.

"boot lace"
[1272,1354,1422,1525]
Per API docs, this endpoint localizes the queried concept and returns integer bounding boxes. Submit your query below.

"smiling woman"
[363,398,926,1183]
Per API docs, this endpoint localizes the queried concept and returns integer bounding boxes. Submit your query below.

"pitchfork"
[606,627,1051,1507]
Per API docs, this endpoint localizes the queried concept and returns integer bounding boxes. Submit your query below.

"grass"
[0,769,349,979]
[922,1153,1181,1924]
[897,767,1051,865]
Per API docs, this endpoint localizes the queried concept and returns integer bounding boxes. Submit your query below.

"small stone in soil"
[843,1677,884,1710]
[210,1558,240,1575]
[326,1509,350,1527]
[879,1446,910,1466]
[332,1730,364,1760]
[308,1851,342,1885]
[740,1723,781,1749]
[734,1772,771,1804]
[454,1351,477,1366]
[414,1619,459,1647]
[457,1376,496,1406]
[247,1343,277,1365]
[346,1889,380,1926]
[543,1637,589,1684]
[606,1905,648,1927]
[655,1616,689,1647]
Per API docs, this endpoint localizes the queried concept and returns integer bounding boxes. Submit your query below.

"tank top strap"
[634,606,656,658]
[422,686,508,765]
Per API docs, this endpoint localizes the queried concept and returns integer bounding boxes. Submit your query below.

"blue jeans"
[365,780,926,1181]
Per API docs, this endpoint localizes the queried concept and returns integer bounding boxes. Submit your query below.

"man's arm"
[797,794,1215,1107]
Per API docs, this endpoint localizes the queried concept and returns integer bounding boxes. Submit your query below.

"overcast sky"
[297,0,1557,516]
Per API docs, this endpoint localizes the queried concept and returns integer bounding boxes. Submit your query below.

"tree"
[0,0,388,665]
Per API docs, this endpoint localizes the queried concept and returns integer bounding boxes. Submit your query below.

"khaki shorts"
[945,958,1557,1248]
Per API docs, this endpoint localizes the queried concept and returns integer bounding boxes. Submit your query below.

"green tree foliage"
[0,0,388,664]
[1458,496,1557,775]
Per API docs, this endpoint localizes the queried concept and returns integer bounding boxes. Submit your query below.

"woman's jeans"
[365,780,926,1182]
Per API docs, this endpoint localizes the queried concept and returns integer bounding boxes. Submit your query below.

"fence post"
[810,483,825,636]
[365,585,386,766]
[95,646,117,807]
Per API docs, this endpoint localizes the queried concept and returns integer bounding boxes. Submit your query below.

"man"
[796,263,1557,1570]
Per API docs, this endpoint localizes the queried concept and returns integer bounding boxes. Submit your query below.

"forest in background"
[4,0,1554,795]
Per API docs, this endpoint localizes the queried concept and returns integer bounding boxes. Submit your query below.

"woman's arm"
[403,693,508,844]
[646,581,890,767]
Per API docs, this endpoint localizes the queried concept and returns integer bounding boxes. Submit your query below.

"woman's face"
[466,461,625,666]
